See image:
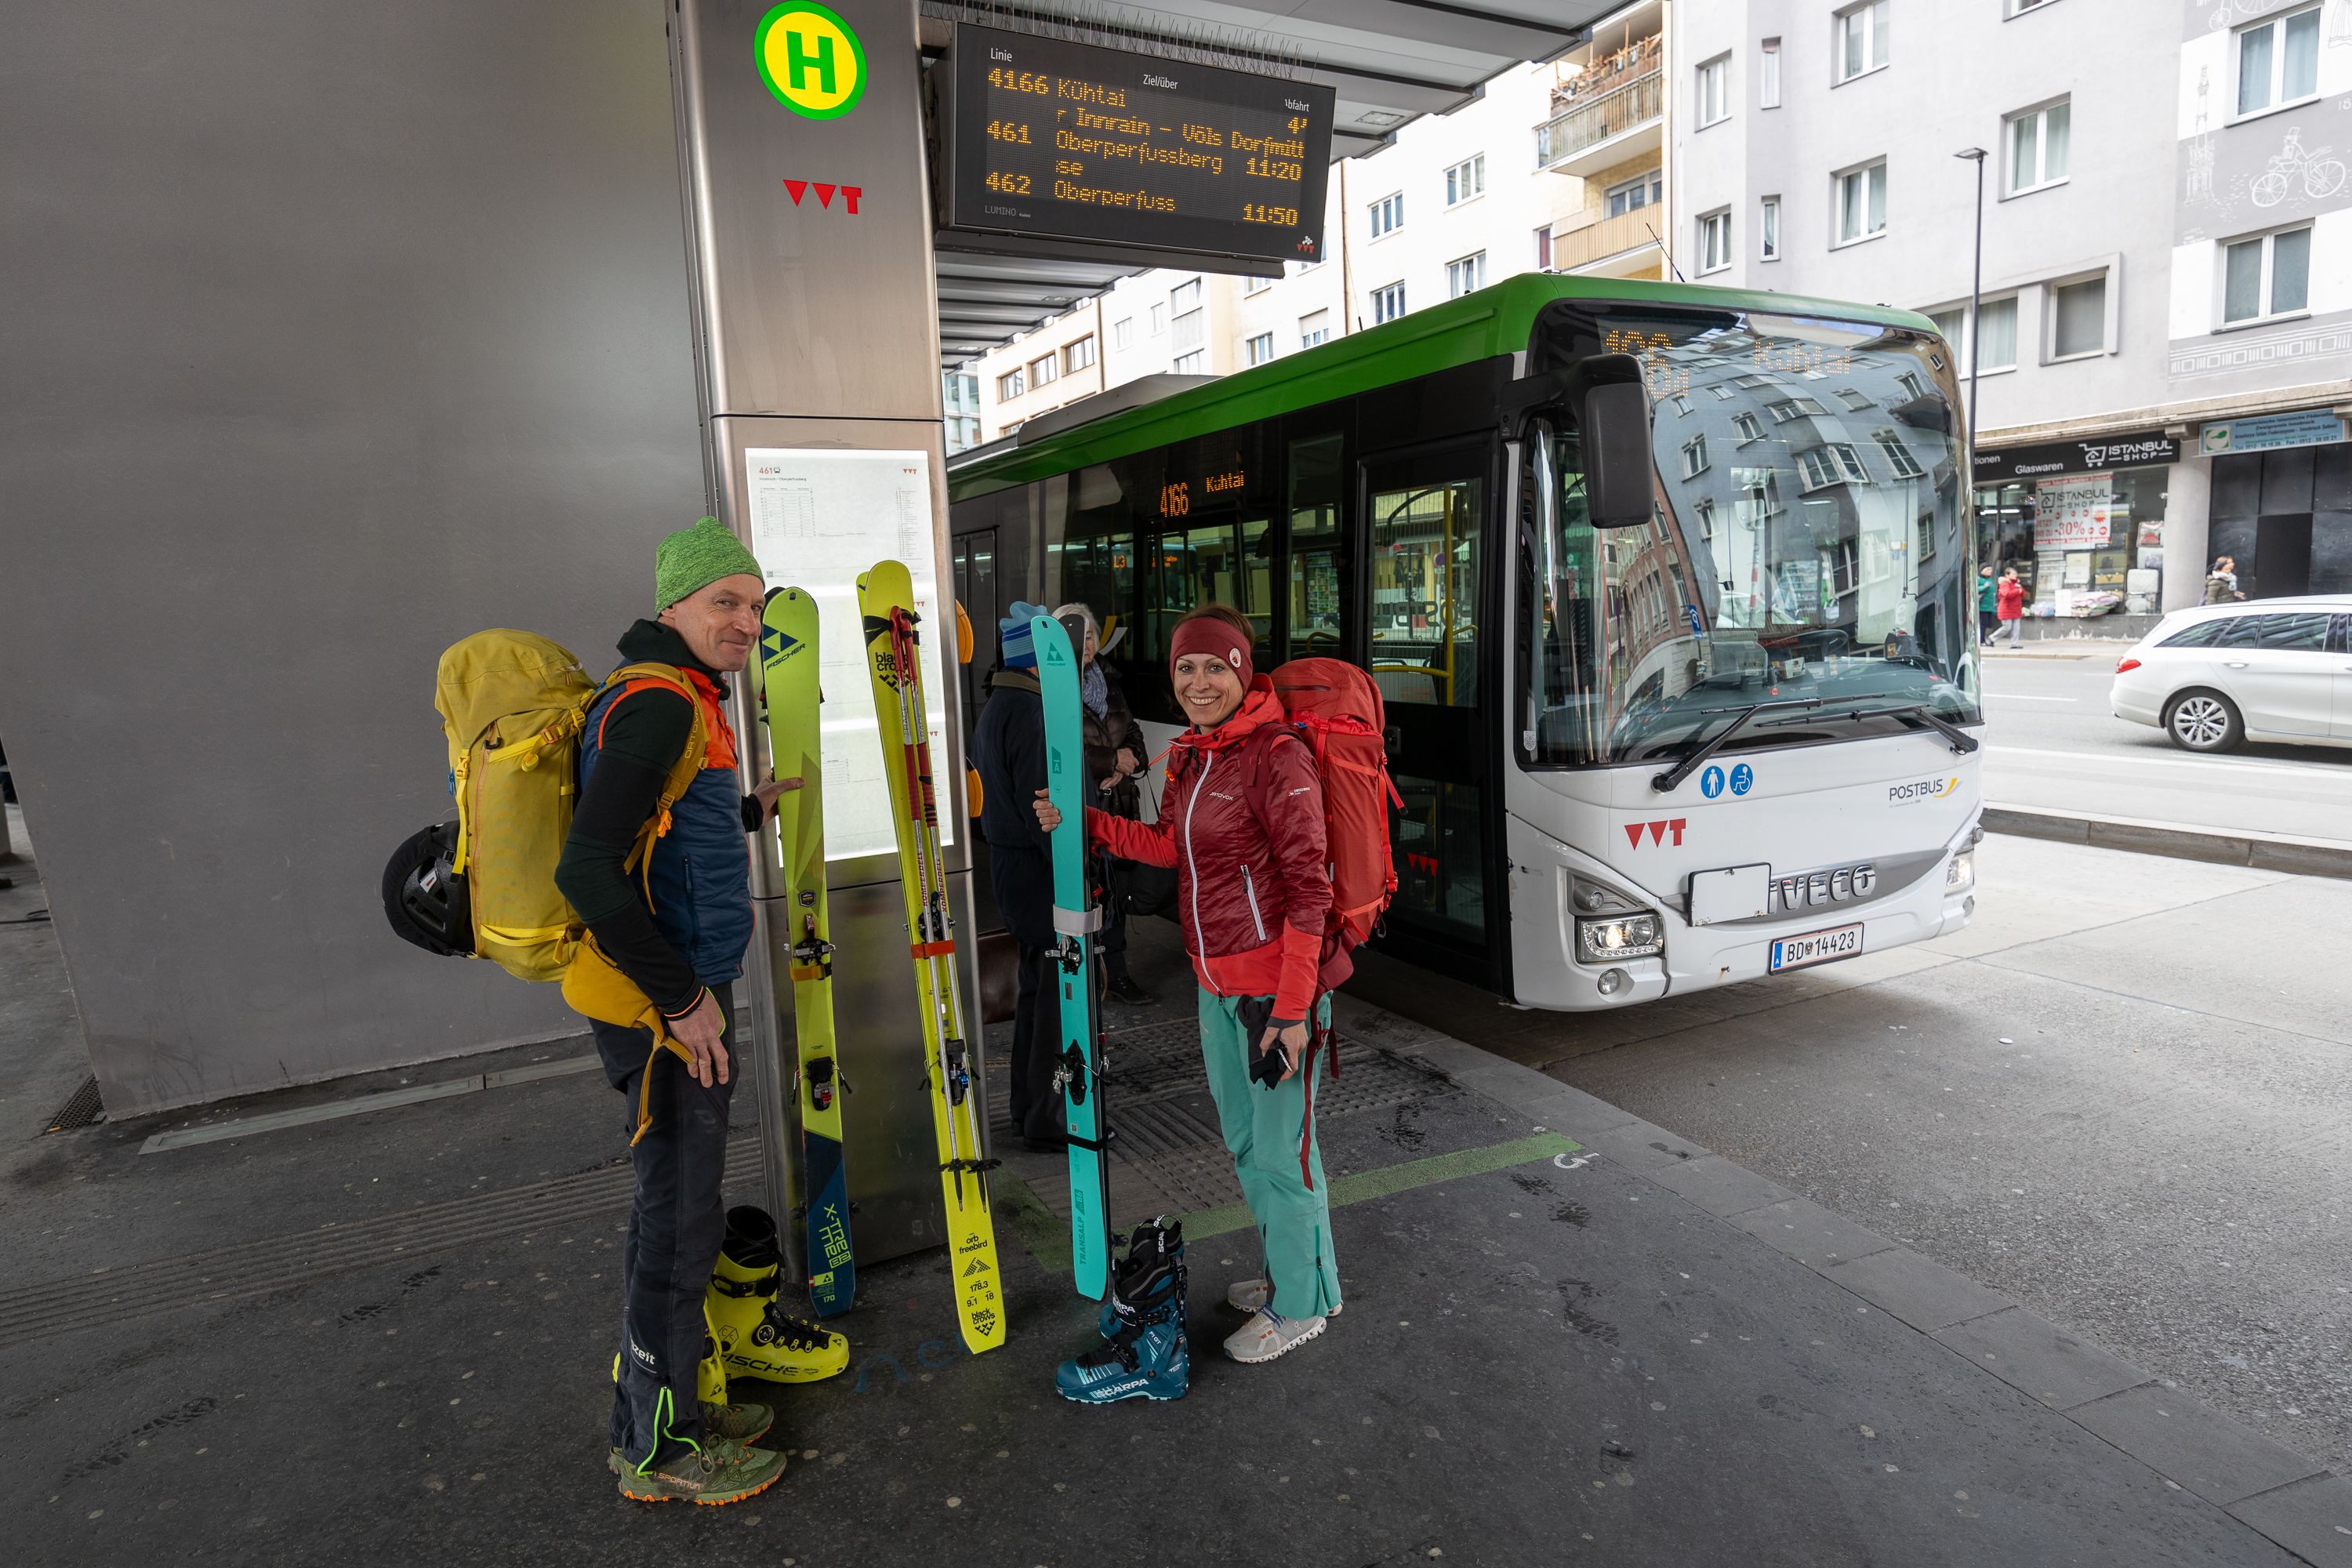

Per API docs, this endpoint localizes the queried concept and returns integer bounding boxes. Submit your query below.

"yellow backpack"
[434,630,711,1140]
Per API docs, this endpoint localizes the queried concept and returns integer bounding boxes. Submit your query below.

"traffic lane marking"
[1984,745,2352,779]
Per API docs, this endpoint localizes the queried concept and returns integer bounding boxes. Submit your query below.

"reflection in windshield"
[1524,310,1982,767]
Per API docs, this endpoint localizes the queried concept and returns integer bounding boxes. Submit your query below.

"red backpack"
[1264,657,1402,952]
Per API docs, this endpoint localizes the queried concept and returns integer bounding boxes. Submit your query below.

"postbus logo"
[756,2,866,120]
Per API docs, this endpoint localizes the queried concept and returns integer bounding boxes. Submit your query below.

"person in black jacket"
[1051,601,1153,1006]
[971,603,1066,1150]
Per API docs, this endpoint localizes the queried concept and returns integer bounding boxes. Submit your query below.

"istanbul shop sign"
[1973,430,2178,483]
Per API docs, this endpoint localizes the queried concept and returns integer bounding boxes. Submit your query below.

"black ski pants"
[1008,941,1065,1141]
[592,982,735,1469]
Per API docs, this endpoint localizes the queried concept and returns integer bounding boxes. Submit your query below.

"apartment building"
[1673,0,2352,615]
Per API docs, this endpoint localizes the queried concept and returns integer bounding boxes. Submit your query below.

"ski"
[761,586,854,1318]
[1033,612,1112,1301]
[857,559,1004,1356]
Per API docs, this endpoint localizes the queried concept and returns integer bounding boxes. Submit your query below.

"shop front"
[1973,430,2180,635]
[2198,409,2352,601]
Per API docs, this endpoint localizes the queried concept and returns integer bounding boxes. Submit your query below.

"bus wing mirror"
[1583,379,1654,529]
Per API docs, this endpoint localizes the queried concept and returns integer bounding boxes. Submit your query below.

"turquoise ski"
[1034,612,1112,1301]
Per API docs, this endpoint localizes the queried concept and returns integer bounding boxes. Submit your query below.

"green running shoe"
[607,1400,773,1475]
[615,1438,786,1505]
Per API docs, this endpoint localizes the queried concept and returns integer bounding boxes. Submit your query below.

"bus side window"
[1523,423,1602,764]
[1286,432,1347,662]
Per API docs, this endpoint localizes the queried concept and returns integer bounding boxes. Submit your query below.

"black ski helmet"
[382,821,474,957]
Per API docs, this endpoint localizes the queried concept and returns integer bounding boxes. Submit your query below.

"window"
[1373,281,1406,323]
[1797,443,1869,491]
[2223,227,2311,324]
[1733,412,1766,443]
[1112,317,1132,349]
[1694,498,1717,539]
[1834,388,1875,411]
[1698,210,1731,273]
[1370,192,1404,236]
[1760,195,1780,260]
[2006,100,2070,194]
[1760,38,1781,107]
[1171,279,1201,314]
[1735,466,1784,527]
[1896,370,1926,400]
[996,368,1024,400]
[1732,372,1773,388]
[1836,2,1889,82]
[1534,226,1552,269]
[1768,397,1828,421]
[1978,296,2018,368]
[1928,307,1964,352]
[1445,155,1486,205]
[1063,335,1096,374]
[1681,434,1710,478]
[1246,332,1276,366]
[1446,252,1488,297]
[1837,161,1886,243]
[2050,274,2105,358]
[1697,56,1730,126]
[1173,350,1207,374]
[1872,428,1924,478]
[1708,383,1737,401]
[1670,394,1694,416]
[2235,5,2320,118]
[1606,171,1662,218]
[1029,353,1058,389]
[1150,303,1167,336]
[1300,309,1331,348]
[1244,274,1273,296]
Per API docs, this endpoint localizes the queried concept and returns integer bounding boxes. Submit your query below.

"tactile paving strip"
[991,1020,1460,1225]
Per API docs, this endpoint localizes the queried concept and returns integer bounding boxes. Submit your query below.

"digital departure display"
[946,23,1334,265]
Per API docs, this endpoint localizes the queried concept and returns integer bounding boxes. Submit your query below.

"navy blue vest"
[579,672,754,989]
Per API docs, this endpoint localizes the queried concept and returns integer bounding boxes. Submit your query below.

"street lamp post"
[1954,148,1987,485]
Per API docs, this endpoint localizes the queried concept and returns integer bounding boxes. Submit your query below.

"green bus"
[949,274,1984,1009]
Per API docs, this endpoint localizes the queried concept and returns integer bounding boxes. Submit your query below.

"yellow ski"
[858,559,1004,1355]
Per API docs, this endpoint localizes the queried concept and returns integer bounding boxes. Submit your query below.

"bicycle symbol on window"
[2251,128,2347,208]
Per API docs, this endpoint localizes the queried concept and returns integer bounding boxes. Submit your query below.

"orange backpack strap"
[593,662,710,885]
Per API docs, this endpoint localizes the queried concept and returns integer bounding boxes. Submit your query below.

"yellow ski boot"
[708,1205,851,1384]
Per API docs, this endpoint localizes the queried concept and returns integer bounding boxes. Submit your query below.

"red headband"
[1169,616,1253,689]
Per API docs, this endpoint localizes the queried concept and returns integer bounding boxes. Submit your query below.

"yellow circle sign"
[756,2,866,120]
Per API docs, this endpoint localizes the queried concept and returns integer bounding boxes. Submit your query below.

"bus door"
[1360,442,1498,982]
[950,528,998,733]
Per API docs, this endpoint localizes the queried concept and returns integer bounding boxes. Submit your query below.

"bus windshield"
[1524,308,1982,768]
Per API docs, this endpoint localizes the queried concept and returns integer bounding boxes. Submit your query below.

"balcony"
[1548,208,1666,275]
[1535,71,1663,180]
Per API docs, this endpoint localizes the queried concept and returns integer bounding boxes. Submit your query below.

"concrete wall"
[0,1,706,1113]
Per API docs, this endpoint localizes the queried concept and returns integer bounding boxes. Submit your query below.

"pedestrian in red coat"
[1994,567,2028,648]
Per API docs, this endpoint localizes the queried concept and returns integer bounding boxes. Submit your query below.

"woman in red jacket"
[1994,566,2028,648]
[1034,604,1347,1364]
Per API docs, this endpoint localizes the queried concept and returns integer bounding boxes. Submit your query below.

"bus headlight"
[1944,851,1975,892]
[1577,913,1663,963]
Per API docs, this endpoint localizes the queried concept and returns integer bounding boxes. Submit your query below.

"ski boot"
[1058,1218,1189,1404]
[706,1204,851,1384]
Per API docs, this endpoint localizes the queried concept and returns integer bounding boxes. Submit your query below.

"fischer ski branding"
[857,560,1004,1355]
[760,586,854,1317]
[1033,612,1112,1301]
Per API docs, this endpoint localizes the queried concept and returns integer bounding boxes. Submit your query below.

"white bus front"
[1504,304,1983,1011]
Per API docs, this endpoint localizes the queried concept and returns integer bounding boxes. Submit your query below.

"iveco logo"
[1773,863,1878,911]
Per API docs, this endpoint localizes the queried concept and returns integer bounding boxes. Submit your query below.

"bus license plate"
[1769,923,1863,974]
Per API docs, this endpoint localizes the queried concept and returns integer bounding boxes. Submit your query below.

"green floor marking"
[996,1131,1584,1269]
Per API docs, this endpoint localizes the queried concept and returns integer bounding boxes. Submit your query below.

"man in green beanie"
[554,516,834,1505]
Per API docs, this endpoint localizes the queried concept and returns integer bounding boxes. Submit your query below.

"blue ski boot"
[1058,1218,1189,1404]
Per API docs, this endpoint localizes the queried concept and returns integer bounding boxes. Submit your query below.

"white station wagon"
[2110,596,2352,753]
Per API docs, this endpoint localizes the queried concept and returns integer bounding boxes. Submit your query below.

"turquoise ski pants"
[1197,989,1341,1319]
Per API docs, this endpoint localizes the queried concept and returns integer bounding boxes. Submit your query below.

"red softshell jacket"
[1996,578,2027,619]
[1087,678,1347,1019]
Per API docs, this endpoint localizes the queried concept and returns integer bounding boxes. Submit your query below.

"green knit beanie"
[655,517,765,611]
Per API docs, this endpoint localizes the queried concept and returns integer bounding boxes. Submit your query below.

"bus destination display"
[949,24,1334,265]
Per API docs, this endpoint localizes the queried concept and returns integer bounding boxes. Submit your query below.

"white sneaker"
[1225,1278,1342,1316]
[1222,1307,1326,1363]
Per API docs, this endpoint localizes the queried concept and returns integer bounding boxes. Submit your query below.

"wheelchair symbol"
[1730,764,1754,796]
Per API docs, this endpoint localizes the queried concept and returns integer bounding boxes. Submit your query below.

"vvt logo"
[783,180,864,213]
[1623,818,1687,848]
